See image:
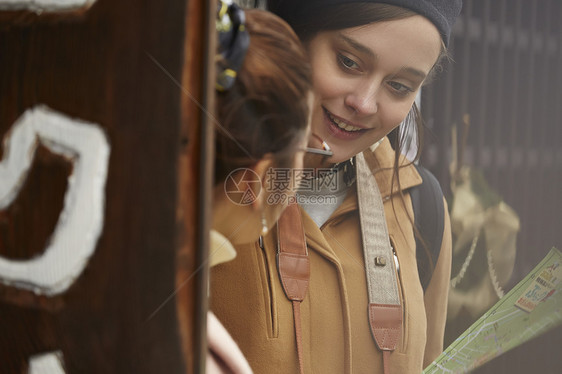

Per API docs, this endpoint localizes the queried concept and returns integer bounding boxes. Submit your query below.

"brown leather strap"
[383,350,391,374]
[368,303,402,351]
[277,202,309,373]
[277,202,310,301]
[292,300,305,374]
[277,202,307,254]
[368,303,402,374]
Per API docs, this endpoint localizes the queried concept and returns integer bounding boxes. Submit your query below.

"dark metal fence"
[422,0,562,372]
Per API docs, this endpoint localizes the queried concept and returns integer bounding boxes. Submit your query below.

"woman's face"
[306,15,442,163]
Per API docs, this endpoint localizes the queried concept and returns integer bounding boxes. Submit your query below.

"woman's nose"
[344,81,379,115]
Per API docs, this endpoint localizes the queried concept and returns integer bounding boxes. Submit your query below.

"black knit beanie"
[269,0,463,46]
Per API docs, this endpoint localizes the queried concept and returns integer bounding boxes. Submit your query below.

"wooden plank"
[0,0,210,372]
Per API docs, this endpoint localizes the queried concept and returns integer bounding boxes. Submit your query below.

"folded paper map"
[424,247,562,373]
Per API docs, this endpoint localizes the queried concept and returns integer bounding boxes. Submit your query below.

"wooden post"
[0,0,213,372]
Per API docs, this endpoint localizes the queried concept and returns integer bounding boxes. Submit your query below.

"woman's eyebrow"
[398,66,427,80]
[338,33,428,80]
[337,33,377,59]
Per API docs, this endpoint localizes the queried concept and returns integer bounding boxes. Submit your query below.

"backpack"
[410,164,445,292]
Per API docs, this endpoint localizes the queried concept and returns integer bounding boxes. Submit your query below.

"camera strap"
[356,152,403,374]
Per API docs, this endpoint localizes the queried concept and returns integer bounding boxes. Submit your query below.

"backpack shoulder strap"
[276,202,310,374]
[410,164,445,292]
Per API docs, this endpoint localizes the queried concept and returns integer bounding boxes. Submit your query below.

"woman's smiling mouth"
[323,107,369,140]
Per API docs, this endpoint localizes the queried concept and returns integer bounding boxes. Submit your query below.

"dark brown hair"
[214,9,312,183]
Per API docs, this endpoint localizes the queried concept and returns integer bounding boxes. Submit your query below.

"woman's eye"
[337,53,359,70]
[388,81,413,96]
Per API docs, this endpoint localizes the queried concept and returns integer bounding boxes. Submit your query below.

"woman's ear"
[249,155,275,211]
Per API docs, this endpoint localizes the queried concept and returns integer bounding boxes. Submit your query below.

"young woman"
[211,1,462,373]
[207,3,315,373]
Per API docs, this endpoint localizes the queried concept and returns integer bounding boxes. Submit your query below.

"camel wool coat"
[210,138,452,374]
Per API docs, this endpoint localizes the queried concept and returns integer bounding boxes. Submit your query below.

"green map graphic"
[424,247,562,373]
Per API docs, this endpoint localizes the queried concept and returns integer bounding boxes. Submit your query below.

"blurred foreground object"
[0,0,214,373]
[445,117,520,344]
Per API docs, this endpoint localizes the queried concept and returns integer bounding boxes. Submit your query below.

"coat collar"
[363,136,423,199]
[210,229,237,267]
[318,137,423,227]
